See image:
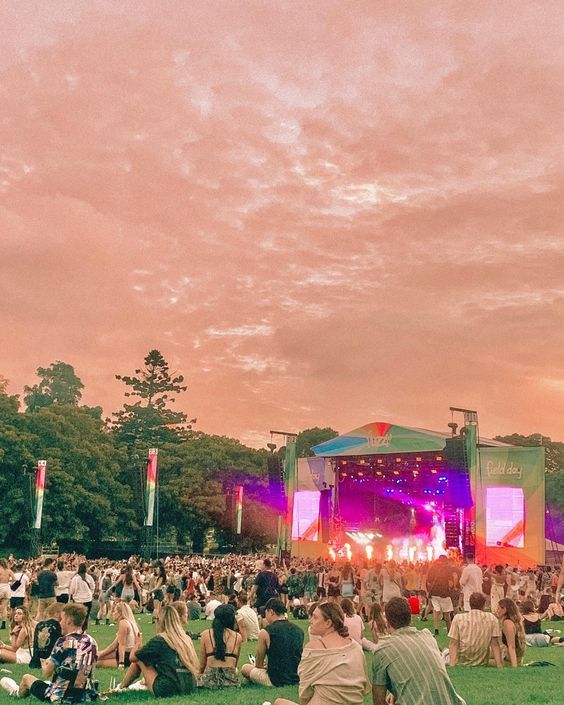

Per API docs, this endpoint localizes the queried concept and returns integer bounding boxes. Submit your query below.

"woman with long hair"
[497,598,526,667]
[368,601,388,644]
[198,604,242,688]
[274,602,369,705]
[0,607,36,665]
[97,602,141,669]
[69,562,95,630]
[114,565,141,606]
[116,604,197,697]
[380,560,402,605]
[340,563,356,599]
[150,564,167,623]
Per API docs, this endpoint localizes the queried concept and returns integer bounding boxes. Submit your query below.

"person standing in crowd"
[55,561,74,604]
[274,602,369,705]
[198,604,242,688]
[497,598,526,667]
[150,564,167,623]
[251,559,280,616]
[371,597,466,705]
[69,563,95,630]
[447,592,503,667]
[490,565,506,613]
[241,598,304,688]
[116,604,197,697]
[9,563,29,616]
[0,606,36,664]
[236,592,260,642]
[427,555,457,635]
[96,602,141,669]
[459,554,483,611]
[1,603,97,702]
[37,559,58,621]
[0,560,15,631]
[380,560,402,605]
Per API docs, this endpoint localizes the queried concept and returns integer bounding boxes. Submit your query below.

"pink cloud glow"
[1,1,564,446]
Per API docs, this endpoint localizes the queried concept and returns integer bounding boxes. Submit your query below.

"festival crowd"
[0,552,562,705]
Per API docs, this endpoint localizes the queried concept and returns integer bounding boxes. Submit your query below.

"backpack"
[293,605,308,620]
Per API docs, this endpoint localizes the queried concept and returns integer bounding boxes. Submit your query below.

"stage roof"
[312,421,511,457]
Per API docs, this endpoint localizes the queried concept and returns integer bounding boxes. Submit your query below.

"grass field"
[1,613,563,705]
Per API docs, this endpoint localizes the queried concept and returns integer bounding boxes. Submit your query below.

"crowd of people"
[0,551,562,704]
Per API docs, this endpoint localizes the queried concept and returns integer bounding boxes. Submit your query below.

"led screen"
[486,487,524,547]
[291,490,320,541]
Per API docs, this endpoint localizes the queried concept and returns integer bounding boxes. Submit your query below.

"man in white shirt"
[448,592,503,667]
[9,564,29,610]
[204,593,222,620]
[459,555,483,611]
[236,593,260,641]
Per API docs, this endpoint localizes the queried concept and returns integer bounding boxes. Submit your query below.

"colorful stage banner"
[235,485,243,534]
[145,448,158,527]
[474,446,545,567]
[34,461,46,529]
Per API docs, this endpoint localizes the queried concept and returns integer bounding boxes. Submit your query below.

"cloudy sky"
[1,1,564,447]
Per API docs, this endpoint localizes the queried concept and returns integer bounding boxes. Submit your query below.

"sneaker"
[434,629,439,636]
[0,677,19,696]
[248,655,256,665]
[128,681,147,691]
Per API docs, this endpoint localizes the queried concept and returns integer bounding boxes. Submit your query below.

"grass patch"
[0,614,562,704]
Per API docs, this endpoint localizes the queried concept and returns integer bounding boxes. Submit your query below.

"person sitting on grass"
[371,597,466,705]
[0,603,97,702]
[29,601,63,668]
[198,604,242,688]
[236,592,260,642]
[367,602,389,646]
[0,606,36,665]
[274,601,369,705]
[539,594,564,621]
[241,597,303,687]
[96,601,141,669]
[447,591,503,667]
[116,604,198,697]
[496,598,526,667]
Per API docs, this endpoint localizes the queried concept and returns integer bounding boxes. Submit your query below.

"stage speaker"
[444,436,473,508]
[319,488,332,543]
[444,436,467,472]
[444,505,461,549]
[267,454,286,511]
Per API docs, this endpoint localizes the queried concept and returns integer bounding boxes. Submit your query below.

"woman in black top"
[116,605,197,697]
[198,604,241,688]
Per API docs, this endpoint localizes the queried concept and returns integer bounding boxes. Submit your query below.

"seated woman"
[274,602,369,705]
[97,602,141,669]
[539,595,564,621]
[198,604,242,688]
[520,599,564,646]
[340,598,378,652]
[0,607,36,665]
[117,605,198,697]
[497,598,526,667]
[368,601,389,645]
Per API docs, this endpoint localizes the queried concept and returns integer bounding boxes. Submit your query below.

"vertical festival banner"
[34,461,47,529]
[235,485,243,535]
[283,438,297,552]
[145,449,158,527]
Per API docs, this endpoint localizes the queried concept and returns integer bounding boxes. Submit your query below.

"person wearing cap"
[241,598,303,687]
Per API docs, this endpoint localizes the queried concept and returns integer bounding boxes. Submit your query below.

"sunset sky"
[2,1,564,448]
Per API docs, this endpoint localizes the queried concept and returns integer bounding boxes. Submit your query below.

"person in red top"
[407,593,420,615]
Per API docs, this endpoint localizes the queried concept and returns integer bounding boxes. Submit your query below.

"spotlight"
[435,456,443,461]
[395,457,402,463]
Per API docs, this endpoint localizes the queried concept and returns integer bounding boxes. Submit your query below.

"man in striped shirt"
[372,597,466,705]
[447,591,503,667]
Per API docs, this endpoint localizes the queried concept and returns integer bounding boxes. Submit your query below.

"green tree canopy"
[112,350,192,448]
[24,361,84,412]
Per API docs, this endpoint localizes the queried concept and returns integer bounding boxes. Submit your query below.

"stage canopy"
[312,421,509,457]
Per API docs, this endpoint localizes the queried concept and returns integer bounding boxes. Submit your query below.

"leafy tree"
[24,362,84,412]
[112,350,192,448]
[0,374,8,395]
[296,426,338,457]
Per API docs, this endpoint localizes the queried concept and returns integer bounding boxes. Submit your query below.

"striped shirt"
[448,610,500,666]
[371,627,466,705]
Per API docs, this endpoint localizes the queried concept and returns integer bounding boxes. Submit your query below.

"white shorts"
[16,648,31,665]
[431,596,453,613]
[247,668,273,686]
[0,584,10,600]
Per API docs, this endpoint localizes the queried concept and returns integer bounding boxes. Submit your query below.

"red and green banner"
[235,485,243,534]
[34,461,46,529]
[145,448,158,527]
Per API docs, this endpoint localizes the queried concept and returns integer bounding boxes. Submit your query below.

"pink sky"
[2,1,564,447]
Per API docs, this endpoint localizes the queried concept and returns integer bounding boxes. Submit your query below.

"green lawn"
[1,613,562,705]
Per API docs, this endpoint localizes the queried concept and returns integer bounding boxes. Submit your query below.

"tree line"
[0,351,337,555]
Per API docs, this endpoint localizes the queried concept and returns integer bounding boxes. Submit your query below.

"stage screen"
[292,490,320,541]
[486,487,524,548]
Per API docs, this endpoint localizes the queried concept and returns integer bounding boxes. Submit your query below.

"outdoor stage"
[289,420,545,568]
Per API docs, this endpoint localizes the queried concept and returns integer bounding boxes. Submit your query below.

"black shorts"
[10,597,24,609]
[30,680,49,701]
[56,594,70,604]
